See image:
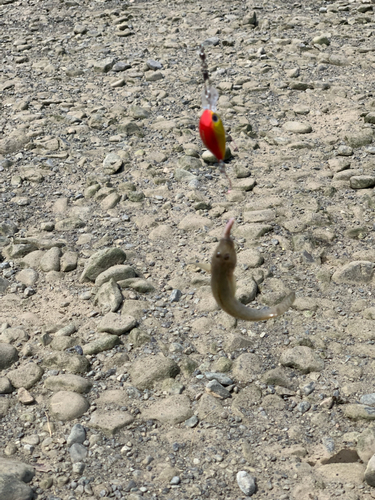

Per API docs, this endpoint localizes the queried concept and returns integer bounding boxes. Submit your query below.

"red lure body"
[199,109,226,161]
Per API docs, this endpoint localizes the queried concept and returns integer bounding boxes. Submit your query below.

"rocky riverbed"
[2,0,375,499]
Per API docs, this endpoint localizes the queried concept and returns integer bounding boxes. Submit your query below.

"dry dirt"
[2,0,375,499]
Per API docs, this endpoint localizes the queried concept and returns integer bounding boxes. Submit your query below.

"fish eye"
[216,251,221,258]
[212,113,218,123]
[224,254,230,260]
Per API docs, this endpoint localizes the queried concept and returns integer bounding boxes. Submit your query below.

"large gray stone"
[332,261,374,284]
[0,343,18,370]
[130,354,180,390]
[80,248,126,283]
[7,362,43,389]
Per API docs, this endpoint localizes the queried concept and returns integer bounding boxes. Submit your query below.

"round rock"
[0,343,18,370]
[49,391,89,421]
[236,471,257,496]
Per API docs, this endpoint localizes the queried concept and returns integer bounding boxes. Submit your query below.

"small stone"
[44,374,92,394]
[205,372,234,386]
[82,334,119,355]
[94,279,123,313]
[95,264,136,287]
[113,61,131,72]
[0,377,13,394]
[16,269,39,287]
[332,261,374,284]
[236,470,257,496]
[337,145,353,156]
[17,388,35,405]
[312,34,330,45]
[60,251,78,272]
[184,415,199,428]
[205,380,231,399]
[130,354,180,390]
[93,57,115,73]
[102,153,123,175]
[345,404,375,420]
[146,59,163,70]
[297,401,311,414]
[69,442,87,463]
[142,395,193,425]
[357,428,375,462]
[169,289,182,302]
[145,71,163,82]
[365,454,375,487]
[72,462,85,474]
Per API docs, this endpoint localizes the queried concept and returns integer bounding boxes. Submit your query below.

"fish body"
[211,219,295,321]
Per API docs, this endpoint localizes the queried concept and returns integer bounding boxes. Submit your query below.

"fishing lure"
[198,44,232,191]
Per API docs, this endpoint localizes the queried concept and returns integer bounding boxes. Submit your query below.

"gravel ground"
[2,0,375,499]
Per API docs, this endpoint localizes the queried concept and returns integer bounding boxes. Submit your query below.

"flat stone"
[95,264,136,287]
[44,374,92,393]
[50,391,89,421]
[89,410,134,436]
[344,404,375,420]
[42,352,90,374]
[130,354,180,390]
[280,346,324,373]
[7,362,43,389]
[97,312,137,335]
[82,334,120,355]
[332,261,374,284]
[142,395,193,424]
[283,121,312,134]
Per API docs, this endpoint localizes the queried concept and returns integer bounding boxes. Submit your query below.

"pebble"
[67,424,86,446]
[236,471,257,496]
